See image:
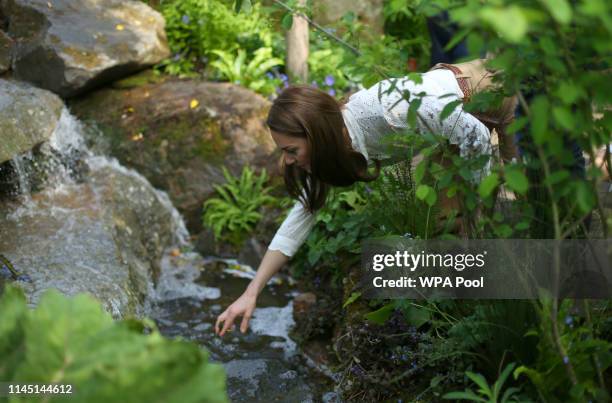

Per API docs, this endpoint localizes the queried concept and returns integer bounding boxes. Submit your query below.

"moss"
[154,116,228,163]
[111,70,166,89]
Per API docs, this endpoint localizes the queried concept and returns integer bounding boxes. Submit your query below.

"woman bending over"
[215,59,517,336]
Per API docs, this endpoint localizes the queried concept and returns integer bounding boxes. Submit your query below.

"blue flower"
[280,73,288,82]
[173,53,181,61]
[327,88,336,97]
[565,316,573,326]
[325,75,335,86]
[266,72,274,80]
[181,14,190,24]
[283,81,289,88]
[311,80,318,88]
[563,356,569,364]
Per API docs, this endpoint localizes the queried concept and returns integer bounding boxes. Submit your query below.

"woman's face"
[270,130,311,173]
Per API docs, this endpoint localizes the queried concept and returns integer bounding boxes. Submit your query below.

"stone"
[0,79,64,164]
[70,76,279,233]
[293,292,317,318]
[2,0,170,97]
[0,159,182,318]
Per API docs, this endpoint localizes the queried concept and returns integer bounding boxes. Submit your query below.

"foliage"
[383,0,431,70]
[443,363,523,402]
[307,33,353,97]
[158,0,279,78]
[202,166,276,246]
[513,298,612,402]
[232,1,612,401]
[0,285,227,403]
[209,47,284,95]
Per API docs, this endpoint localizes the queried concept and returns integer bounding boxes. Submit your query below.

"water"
[3,108,336,401]
[149,251,336,402]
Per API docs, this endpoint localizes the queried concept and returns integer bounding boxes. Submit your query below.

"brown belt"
[433,63,473,102]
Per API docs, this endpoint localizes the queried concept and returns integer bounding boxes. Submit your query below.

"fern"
[202,166,275,245]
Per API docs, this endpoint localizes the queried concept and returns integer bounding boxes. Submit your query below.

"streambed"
[149,252,338,402]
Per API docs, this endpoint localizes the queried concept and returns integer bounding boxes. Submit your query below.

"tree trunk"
[285,0,309,83]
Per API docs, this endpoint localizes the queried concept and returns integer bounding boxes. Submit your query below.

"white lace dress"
[268,68,492,257]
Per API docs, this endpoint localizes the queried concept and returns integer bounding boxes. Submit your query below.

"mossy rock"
[70,76,278,232]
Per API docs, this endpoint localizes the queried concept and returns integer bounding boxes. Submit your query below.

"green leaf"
[556,81,584,104]
[407,98,422,127]
[493,363,516,400]
[281,13,294,30]
[342,292,362,308]
[478,173,499,198]
[530,96,550,144]
[403,306,431,328]
[414,160,427,185]
[544,170,570,186]
[466,371,492,397]
[234,0,252,13]
[504,168,529,194]
[439,100,463,122]
[443,390,487,401]
[416,184,437,206]
[479,6,528,43]
[364,303,395,325]
[575,181,596,213]
[4,287,228,403]
[553,106,575,130]
[539,0,572,24]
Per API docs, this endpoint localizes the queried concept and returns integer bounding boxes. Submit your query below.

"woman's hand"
[215,292,257,336]
[214,249,289,337]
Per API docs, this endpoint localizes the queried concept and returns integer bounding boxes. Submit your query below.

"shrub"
[0,285,227,403]
[158,0,278,77]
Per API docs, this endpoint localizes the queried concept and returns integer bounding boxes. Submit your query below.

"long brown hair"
[267,85,380,212]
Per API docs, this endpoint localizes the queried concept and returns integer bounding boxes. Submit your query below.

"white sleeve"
[268,200,316,257]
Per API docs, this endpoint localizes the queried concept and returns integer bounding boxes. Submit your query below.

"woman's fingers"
[240,307,254,333]
[214,311,226,335]
[219,311,237,336]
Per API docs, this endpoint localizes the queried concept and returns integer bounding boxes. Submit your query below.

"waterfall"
[6,108,189,245]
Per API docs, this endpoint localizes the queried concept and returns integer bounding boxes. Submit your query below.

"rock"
[2,0,169,97]
[0,30,12,73]
[293,292,317,318]
[237,237,266,269]
[312,0,384,34]
[0,158,182,318]
[70,76,278,233]
[0,79,64,164]
[224,359,315,402]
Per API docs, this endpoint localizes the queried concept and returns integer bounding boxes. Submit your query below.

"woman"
[214,59,517,336]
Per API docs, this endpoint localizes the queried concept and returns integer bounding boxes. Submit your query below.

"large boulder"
[70,75,278,233]
[0,157,184,318]
[0,79,63,164]
[0,0,169,97]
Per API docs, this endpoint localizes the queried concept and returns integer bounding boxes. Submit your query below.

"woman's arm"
[215,249,288,336]
[215,199,316,336]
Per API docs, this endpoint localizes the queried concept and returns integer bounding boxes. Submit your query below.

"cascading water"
[1,108,337,401]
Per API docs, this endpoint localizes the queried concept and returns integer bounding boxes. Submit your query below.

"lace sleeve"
[268,200,316,257]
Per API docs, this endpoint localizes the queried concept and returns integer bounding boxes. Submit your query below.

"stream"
[1,108,338,402]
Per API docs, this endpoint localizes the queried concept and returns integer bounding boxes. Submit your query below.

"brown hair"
[267,85,380,212]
